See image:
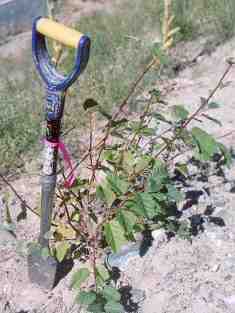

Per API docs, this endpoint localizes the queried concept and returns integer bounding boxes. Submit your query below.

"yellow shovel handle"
[36,18,84,49]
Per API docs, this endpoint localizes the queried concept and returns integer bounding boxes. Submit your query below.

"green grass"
[0,61,43,172]
[166,0,235,42]
[62,0,161,114]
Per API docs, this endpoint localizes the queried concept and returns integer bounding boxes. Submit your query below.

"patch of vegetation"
[2,0,235,171]
[0,68,43,171]
[162,0,235,42]
[63,0,161,114]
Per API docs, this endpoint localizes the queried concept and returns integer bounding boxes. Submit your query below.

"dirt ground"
[1,1,235,313]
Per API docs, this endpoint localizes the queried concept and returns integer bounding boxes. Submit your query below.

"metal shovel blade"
[28,174,58,290]
[27,245,57,290]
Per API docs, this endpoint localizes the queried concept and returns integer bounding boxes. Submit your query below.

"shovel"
[27,17,90,290]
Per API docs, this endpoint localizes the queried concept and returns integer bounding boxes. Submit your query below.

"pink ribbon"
[44,139,76,188]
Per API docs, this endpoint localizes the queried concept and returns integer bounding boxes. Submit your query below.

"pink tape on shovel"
[44,139,76,188]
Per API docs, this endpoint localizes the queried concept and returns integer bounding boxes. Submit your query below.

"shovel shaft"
[39,174,57,246]
[39,118,61,247]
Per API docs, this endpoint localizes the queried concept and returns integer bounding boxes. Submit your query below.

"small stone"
[223,257,235,273]
[224,167,235,181]
[212,207,226,216]
[224,182,233,192]
[224,275,232,281]
[188,164,198,176]
[205,226,228,242]
[151,229,167,248]
[211,194,226,207]
[211,264,220,272]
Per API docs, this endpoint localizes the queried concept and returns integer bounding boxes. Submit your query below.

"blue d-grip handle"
[32,16,90,121]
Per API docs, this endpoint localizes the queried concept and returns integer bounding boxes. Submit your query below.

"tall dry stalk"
[162,0,180,51]
[47,0,64,66]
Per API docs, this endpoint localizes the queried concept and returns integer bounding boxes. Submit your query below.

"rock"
[223,167,235,182]
[211,194,226,207]
[224,182,233,192]
[211,264,220,272]
[222,257,235,273]
[204,226,228,242]
[151,229,167,248]
[212,207,235,226]
[188,164,198,176]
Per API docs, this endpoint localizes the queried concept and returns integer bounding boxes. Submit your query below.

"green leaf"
[152,112,171,124]
[149,88,161,99]
[76,291,96,306]
[176,128,194,145]
[218,143,232,167]
[117,210,138,234]
[147,160,169,192]
[88,301,105,313]
[110,118,128,127]
[152,43,168,64]
[128,193,157,219]
[95,265,110,287]
[102,150,120,164]
[104,301,124,313]
[70,268,90,289]
[110,130,125,139]
[129,121,142,132]
[41,247,51,260]
[106,175,129,196]
[140,127,156,136]
[122,151,135,173]
[166,185,184,203]
[104,220,127,252]
[208,101,221,109]
[102,286,121,302]
[175,163,188,177]
[96,183,116,207]
[56,242,70,262]
[83,98,99,111]
[171,105,189,121]
[191,127,219,160]
[152,193,167,202]
[135,156,151,173]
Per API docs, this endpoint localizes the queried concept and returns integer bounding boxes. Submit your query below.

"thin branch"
[217,130,235,139]
[58,58,160,185]
[0,173,40,218]
[154,63,234,159]
[183,63,233,128]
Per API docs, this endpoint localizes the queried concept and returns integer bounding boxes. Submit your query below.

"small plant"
[50,62,232,311]
[40,4,232,310]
